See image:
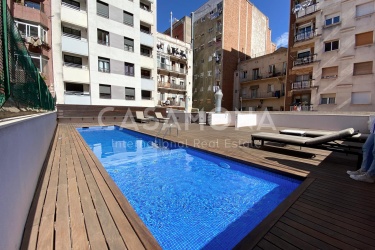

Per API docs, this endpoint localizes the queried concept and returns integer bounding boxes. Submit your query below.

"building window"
[356,2,374,17]
[268,65,275,74]
[98,57,110,73]
[125,62,135,76]
[97,29,109,46]
[325,40,339,52]
[140,24,151,34]
[25,0,41,10]
[62,0,80,9]
[97,0,109,18]
[141,68,151,79]
[141,46,152,57]
[322,66,338,79]
[30,53,47,73]
[65,82,84,94]
[353,61,373,75]
[352,92,371,104]
[355,31,373,46]
[242,70,248,79]
[140,2,151,11]
[141,90,152,100]
[267,84,275,93]
[296,26,312,41]
[64,55,82,67]
[123,11,134,26]
[320,94,336,104]
[62,26,81,39]
[124,37,134,52]
[15,21,47,42]
[208,70,212,76]
[125,87,135,100]
[252,68,260,80]
[180,81,184,86]
[99,84,111,99]
[325,14,340,26]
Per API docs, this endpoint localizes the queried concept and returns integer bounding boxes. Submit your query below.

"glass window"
[98,57,110,73]
[97,1,109,18]
[123,11,134,26]
[64,55,82,67]
[320,94,336,104]
[97,29,109,46]
[124,37,134,52]
[141,46,152,57]
[325,15,340,26]
[140,25,150,34]
[141,90,152,100]
[140,2,150,11]
[125,62,134,76]
[325,40,339,52]
[25,1,41,10]
[125,87,135,100]
[99,84,111,99]
[65,83,84,93]
[141,69,151,79]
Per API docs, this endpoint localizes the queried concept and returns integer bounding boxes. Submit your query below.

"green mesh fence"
[0,0,55,111]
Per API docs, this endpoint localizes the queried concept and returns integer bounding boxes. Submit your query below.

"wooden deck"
[21,122,375,249]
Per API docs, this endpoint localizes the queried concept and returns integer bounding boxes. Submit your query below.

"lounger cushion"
[252,132,311,145]
[305,128,355,145]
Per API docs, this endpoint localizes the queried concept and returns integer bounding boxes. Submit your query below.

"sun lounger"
[155,112,170,123]
[251,128,363,168]
[279,129,368,142]
[135,111,150,123]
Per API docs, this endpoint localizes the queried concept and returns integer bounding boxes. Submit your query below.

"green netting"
[0,0,55,111]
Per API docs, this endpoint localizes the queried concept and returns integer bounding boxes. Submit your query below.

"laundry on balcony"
[26,36,42,46]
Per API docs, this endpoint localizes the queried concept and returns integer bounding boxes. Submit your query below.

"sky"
[157,0,290,48]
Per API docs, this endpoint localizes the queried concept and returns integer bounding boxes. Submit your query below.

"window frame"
[99,84,111,99]
[98,57,110,73]
[97,29,109,46]
[125,62,135,76]
[324,40,339,52]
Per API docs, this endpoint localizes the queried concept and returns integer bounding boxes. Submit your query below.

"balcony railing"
[293,54,317,67]
[61,2,80,11]
[63,62,84,68]
[242,90,283,100]
[294,30,316,42]
[158,62,170,70]
[292,80,312,89]
[295,3,318,19]
[140,29,151,35]
[290,105,313,111]
[63,32,82,40]
[158,81,186,91]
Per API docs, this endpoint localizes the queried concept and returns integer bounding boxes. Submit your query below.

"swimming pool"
[77,126,302,249]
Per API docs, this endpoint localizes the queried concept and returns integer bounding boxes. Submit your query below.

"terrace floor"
[21,122,375,249]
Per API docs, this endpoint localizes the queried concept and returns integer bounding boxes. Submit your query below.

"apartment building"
[52,0,157,106]
[163,16,192,43]
[234,47,287,111]
[156,32,193,111]
[8,0,54,93]
[192,0,275,111]
[286,0,375,111]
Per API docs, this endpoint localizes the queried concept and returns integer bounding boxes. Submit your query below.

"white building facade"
[156,33,193,111]
[52,0,157,106]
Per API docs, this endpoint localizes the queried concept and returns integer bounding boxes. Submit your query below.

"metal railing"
[295,3,319,18]
[293,54,317,66]
[61,2,80,11]
[292,80,312,89]
[63,32,82,40]
[294,30,316,42]
[242,90,282,99]
[0,0,55,110]
[157,81,186,90]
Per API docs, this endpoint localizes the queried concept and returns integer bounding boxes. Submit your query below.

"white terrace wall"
[0,113,57,250]
[235,112,372,133]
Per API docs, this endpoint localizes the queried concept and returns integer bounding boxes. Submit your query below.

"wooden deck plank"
[269,226,317,250]
[263,233,300,250]
[257,239,281,250]
[68,143,90,250]
[36,128,62,250]
[70,126,146,250]
[55,144,72,250]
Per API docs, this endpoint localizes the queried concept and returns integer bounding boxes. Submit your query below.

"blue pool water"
[77,126,302,249]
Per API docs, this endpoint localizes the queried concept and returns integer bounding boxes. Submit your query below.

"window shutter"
[97,1,109,18]
[123,11,134,26]
[352,92,371,104]
[354,61,373,75]
[99,85,111,94]
[356,2,374,17]
[322,66,338,78]
[124,37,134,47]
[355,31,373,46]
[125,88,135,96]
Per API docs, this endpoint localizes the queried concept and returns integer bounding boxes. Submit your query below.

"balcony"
[139,6,154,25]
[242,90,283,100]
[64,92,90,105]
[140,30,154,47]
[63,63,90,83]
[295,3,319,20]
[294,30,317,43]
[141,78,155,91]
[13,2,48,28]
[240,71,286,83]
[293,54,317,67]
[292,80,312,90]
[61,3,87,28]
[157,82,186,92]
[62,35,88,56]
